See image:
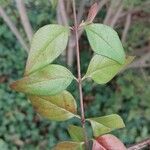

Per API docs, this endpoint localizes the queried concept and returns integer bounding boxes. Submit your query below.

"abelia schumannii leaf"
[10,64,74,96]
[29,91,78,121]
[87,114,125,137]
[85,23,125,64]
[52,141,84,150]
[25,24,69,75]
[84,55,134,84]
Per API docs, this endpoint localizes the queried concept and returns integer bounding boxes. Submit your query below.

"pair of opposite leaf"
[10,23,134,121]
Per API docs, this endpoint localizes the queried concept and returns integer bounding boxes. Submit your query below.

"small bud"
[86,3,99,24]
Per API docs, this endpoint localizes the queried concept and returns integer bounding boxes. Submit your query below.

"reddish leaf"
[96,134,127,150]
[92,140,106,150]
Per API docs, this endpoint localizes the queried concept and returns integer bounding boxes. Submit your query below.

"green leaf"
[87,114,125,137]
[29,91,78,121]
[85,23,125,64]
[52,141,84,150]
[10,64,74,96]
[83,55,134,84]
[68,125,84,142]
[25,24,69,75]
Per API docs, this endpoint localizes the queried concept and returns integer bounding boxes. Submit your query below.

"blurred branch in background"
[15,0,33,43]
[103,0,122,25]
[57,0,68,26]
[110,2,123,28]
[121,12,132,43]
[128,138,150,150]
[128,45,150,69]
[0,6,29,52]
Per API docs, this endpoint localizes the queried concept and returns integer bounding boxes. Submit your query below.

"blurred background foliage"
[0,0,150,149]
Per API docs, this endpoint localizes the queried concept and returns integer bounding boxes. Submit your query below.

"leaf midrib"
[38,96,75,115]
[25,75,72,85]
[87,63,119,77]
[87,27,118,54]
[27,28,67,74]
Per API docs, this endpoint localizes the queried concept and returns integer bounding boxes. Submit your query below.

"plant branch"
[0,6,29,52]
[110,3,123,28]
[127,138,150,150]
[103,0,122,25]
[77,0,86,24]
[15,0,33,42]
[121,12,131,43]
[57,0,69,26]
[72,0,88,149]
[97,0,109,12]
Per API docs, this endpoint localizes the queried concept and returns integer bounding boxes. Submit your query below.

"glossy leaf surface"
[87,114,125,137]
[85,23,125,64]
[25,24,69,75]
[52,141,84,150]
[68,125,84,142]
[84,55,134,84]
[29,91,77,121]
[10,65,74,96]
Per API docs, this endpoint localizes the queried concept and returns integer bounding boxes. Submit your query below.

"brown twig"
[127,138,150,150]
[121,12,132,43]
[110,3,123,28]
[77,0,86,24]
[57,0,69,26]
[97,0,109,12]
[56,0,69,60]
[72,0,88,149]
[0,6,29,52]
[15,0,33,42]
[103,0,122,25]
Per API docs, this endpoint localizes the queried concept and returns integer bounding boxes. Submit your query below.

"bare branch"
[127,41,150,69]
[110,3,123,27]
[57,0,69,26]
[67,36,75,66]
[127,138,150,150]
[15,0,33,42]
[0,6,29,52]
[77,0,86,24]
[97,0,109,12]
[103,0,122,25]
[128,51,150,69]
[121,12,131,43]
[56,4,63,25]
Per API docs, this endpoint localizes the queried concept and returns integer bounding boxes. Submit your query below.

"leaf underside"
[68,125,85,142]
[87,114,125,137]
[85,23,125,64]
[52,141,84,150]
[10,64,74,96]
[25,24,69,75]
[84,55,134,84]
[29,91,78,121]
